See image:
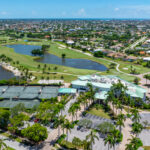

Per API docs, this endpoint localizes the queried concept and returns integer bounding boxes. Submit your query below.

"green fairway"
[0,42,99,83]
[0,37,147,83]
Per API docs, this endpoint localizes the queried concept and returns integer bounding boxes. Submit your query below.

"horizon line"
[0,17,150,20]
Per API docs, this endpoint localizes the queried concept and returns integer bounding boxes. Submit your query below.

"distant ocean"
[0,18,150,21]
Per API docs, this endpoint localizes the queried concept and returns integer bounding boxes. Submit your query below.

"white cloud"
[114,8,119,11]
[77,8,86,16]
[1,11,7,15]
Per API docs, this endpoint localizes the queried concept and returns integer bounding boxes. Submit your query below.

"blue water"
[7,44,41,56]
[6,44,108,71]
[0,66,15,80]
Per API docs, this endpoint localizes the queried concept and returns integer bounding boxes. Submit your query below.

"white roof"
[143,57,150,61]
[94,49,102,52]
[67,40,74,44]
[146,39,150,42]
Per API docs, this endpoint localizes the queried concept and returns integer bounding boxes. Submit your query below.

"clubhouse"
[71,74,147,101]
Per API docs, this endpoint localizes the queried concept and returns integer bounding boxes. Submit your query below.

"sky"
[1,0,150,19]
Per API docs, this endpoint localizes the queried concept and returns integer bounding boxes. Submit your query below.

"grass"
[101,68,136,82]
[88,105,111,119]
[0,43,98,83]
[0,36,148,83]
[145,127,150,130]
[50,42,110,66]
[32,72,77,83]
[60,140,83,149]
[143,146,150,150]
[123,106,133,113]
[8,148,15,150]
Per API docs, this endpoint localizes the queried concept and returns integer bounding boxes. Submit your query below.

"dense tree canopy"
[21,123,48,143]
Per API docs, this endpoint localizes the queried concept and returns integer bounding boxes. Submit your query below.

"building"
[58,88,77,96]
[143,57,150,62]
[124,56,137,62]
[66,40,74,45]
[139,51,146,55]
[107,52,126,59]
[71,75,147,101]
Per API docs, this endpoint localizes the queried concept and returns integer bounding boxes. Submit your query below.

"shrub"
[21,123,48,144]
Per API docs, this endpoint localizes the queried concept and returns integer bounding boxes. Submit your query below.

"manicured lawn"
[0,37,147,83]
[101,69,136,82]
[49,42,110,66]
[88,107,111,119]
[60,140,83,150]
[0,44,98,82]
[32,72,78,83]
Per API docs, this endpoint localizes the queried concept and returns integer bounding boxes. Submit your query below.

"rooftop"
[72,74,147,99]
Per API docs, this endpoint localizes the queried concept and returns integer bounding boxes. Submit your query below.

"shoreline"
[0,62,36,81]
[0,62,21,77]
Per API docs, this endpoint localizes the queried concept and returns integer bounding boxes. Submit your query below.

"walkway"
[136,72,150,97]
[0,135,34,150]
[109,103,133,150]
[29,71,80,77]
[41,95,85,150]
[55,42,133,76]
[123,36,147,53]
[56,42,150,97]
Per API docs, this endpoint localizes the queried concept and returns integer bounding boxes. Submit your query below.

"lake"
[6,44,108,71]
[0,66,15,80]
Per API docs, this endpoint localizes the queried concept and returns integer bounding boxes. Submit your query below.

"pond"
[6,44,108,71]
[0,66,15,80]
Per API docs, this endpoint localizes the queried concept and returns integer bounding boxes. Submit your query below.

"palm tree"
[105,128,122,150]
[37,64,41,71]
[86,130,99,150]
[68,104,76,122]
[125,96,131,113]
[44,64,47,69]
[61,53,66,59]
[74,102,81,120]
[144,74,149,85]
[116,101,123,114]
[87,83,98,104]
[112,97,118,114]
[55,115,65,137]
[59,115,66,135]
[72,137,82,148]
[57,103,65,116]
[104,134,113,150]
[48,67,51,71]
[54,66,58,70]
[131,122,143,137]
[116,114,126,133]
[130,109,141,123]
[106,90,114,105]
[126,136,143,150]
[64,119,73,141]
[81,95,88,110]
[111,128,122,150]
[0,139,8,150]
[82,140,91,150]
